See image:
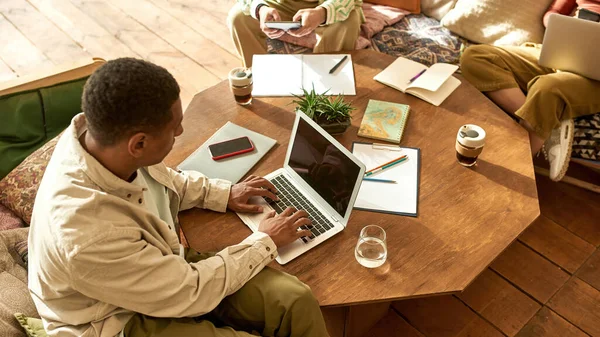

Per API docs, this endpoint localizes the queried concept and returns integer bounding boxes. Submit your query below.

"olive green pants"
[460,44,600,139]
[227,0,362,67]
[123,250,328,337]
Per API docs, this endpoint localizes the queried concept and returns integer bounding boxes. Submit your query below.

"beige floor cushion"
[440,0,554,46]
[421,0,457,21]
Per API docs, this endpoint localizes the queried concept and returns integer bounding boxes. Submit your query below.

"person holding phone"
[460,0,600,182]
[28,58,327,337]
[227,0,364,67]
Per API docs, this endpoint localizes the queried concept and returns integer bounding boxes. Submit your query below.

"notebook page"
[353,143,419,216]
[252,54,303,96]
[301,54,356,95]
[373,57,427,93]
[408,63,458,92]
[407,76,461,107]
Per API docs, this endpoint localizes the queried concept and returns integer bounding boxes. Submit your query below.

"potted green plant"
[292,86,354,135]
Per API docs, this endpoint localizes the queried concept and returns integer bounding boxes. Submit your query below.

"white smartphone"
[264,21,301,31]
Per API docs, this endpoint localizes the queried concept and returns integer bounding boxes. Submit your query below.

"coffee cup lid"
[457,124,486,148]
[228,67,252,86]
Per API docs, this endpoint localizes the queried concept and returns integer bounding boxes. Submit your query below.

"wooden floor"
[0,0,239,109]
[2,2,600,336]
[364,173,600,337]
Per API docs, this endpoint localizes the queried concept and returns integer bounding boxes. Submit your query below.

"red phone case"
[209,137,255,160]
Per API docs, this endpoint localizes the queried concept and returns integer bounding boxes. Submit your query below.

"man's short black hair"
[82,58,180,146]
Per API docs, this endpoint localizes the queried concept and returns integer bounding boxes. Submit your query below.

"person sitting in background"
[227,0,364,67]
[460,0,600,181]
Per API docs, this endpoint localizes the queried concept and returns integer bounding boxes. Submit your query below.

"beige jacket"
[28,114,278,337]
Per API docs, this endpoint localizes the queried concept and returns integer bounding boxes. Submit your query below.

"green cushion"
[0,78,88,180]
[14,313,47,337]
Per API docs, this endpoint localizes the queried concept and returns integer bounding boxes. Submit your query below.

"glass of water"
[355,225,387,268]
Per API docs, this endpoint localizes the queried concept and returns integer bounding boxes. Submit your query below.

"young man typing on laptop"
[28,58,329,337]
[460,0,600,181]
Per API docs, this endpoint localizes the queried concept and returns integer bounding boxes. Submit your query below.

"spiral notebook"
[357,100,410,144]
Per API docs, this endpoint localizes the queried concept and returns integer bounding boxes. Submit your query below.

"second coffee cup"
[455,124,486,167]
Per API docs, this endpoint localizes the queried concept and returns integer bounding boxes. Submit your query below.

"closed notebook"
[357,99,410,144]
[177,122,277,183]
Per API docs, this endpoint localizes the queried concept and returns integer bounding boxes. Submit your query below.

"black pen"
[329,55,348,74]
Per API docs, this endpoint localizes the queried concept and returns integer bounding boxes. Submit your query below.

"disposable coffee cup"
[455,124,486,167]
[228,68,253,105]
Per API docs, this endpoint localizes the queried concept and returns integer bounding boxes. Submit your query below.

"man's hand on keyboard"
[258,208,312,248]
[228,175,279,213]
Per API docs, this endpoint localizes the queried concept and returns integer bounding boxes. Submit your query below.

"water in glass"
[355,237,387,268]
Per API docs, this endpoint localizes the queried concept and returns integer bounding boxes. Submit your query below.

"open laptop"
[539,14,600,81]
[236,112,366,264]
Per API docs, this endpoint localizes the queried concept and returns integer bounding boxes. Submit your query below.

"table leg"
[322,302,391,337]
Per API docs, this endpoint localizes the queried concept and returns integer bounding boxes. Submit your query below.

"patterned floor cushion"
[371,14,470,66]
[0,227,38,337]
[267,14,470,67]
[573,113,600,161]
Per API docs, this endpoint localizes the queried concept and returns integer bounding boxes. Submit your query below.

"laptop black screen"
[288,118,362,217]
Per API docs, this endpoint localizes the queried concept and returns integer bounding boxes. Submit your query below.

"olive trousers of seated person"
[123,250,329,337]
[460,43,600,139]
[227,0,362,67]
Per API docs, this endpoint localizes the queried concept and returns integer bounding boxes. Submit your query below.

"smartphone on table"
[208,136,255,160]
[264,21,301,31]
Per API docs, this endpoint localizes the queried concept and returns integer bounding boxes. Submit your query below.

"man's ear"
[127,132,147,158]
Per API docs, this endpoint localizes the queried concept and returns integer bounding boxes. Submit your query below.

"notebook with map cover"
[357,99,410,144]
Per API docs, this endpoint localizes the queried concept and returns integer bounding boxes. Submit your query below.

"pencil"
[365,155,407,174]
[329,55,348,74]
[407,69,426,84]
[364,157,408,177]
[363,178,397,183]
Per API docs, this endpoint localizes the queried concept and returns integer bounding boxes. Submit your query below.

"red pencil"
[365,155,407,174]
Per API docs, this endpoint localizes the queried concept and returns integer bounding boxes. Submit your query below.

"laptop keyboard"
[264,175,335,244]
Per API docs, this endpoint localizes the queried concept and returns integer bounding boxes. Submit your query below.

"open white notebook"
[252,54,356,96]
[352,142,420,217]
[374,57,461,106]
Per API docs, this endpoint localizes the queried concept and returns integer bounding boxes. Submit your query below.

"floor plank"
[458,269,541,336]
[365,309,424,337]
[147,0,240,58]
[27,0,138,60]
[106,0,239,80]
[536,175,600,247]
[0,57,17,81]
[491,241,570,303]
[577,249,600,292]
[518,216,596,274]
[68,0,218,107]
[515,307,589,337]
[455,318,505,337]
[394,295,495,337]
[0,0,90,65]
[0,14,54,76]
[548,277,600,336]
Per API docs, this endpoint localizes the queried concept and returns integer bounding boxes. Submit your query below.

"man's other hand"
[228,175,278,213]
[288,7,326,37]
[259,6,286,39]
[259,208,312,248]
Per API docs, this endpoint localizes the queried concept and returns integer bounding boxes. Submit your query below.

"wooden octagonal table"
[165,50,539,316]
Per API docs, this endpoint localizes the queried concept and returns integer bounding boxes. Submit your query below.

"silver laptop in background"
[539,14,600,81]
[236,112,366,265]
